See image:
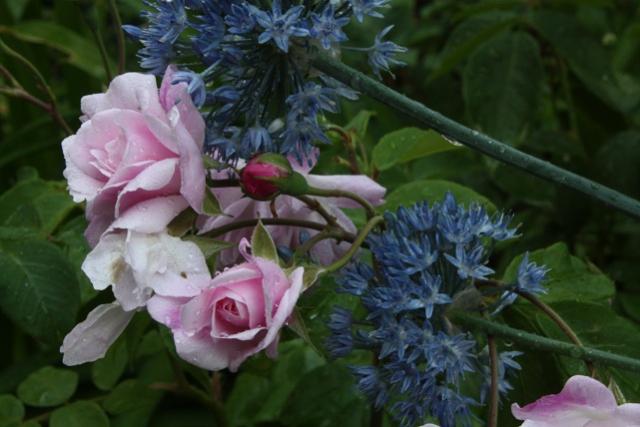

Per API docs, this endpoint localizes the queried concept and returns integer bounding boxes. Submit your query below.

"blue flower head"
[125,0,405,162]
[327,193,543,426]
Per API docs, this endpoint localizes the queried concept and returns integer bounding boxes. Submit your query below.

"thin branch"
[306,186,377,219]
[203,217,356,242]
[294,228,349,257]
[488,334,499,427]
[518,291,595,376]
[327,125,360,174]
[451,312,640,373]
[0,37,73,135]
[108,0,126,75]
[323,215,384,274]
[311,54,640,220]
[0,87,71,135]
[477,279,595,376]
[294,194,340,227]
[86,17,113,82]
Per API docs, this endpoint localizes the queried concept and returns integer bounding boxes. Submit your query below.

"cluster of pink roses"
[59,68,384,371]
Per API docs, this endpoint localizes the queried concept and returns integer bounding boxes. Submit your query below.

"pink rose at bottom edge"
[511,375,640,427]
[148,241,304,372]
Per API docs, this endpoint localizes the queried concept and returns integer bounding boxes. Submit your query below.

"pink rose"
[148,240,304,371]
[62,66,206,246]
[511,375,640,426]
[201,151,385,266]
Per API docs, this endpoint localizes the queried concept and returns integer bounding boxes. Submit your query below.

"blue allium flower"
[310,5,350,50]
[349,0,391,22]
[515,253,549,295]
[444,244,495,280]
[327,193,540,427]
[123,0,189,74]
[252,0,309,53]
[493,253,549,313]
[125,0,405,161]
[172,70,207,107]
[368,26,408,78]
[479,350,522,404]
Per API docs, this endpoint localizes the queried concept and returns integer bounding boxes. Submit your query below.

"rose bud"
[240,153,294,200]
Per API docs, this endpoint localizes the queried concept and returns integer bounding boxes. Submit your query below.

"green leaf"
[203,189,222,216]
[167,209,198,237]
[0,21,107,79]
[280,363,367,427]
[91,337,128,391]
[225,374,271,426]
[595,131,640,199]
[54,216,96,304]
[0,239,80,344]
[0,178,76,236]
[251,220,278,261]
[463,31,544,144]
[0,394,24,427]
[182,236,233,259]
[536,301,640,400]
[344,110,376,140]
[382,179,496,212]
[372,127,459,171]
[16,367,78,408]
[49,402,109,427]
[430,11,519,80]
[531,10,639,114]
[4,0,30,21]
[504,243,615,304]
[103,380,162,416]
[226,341,324,426]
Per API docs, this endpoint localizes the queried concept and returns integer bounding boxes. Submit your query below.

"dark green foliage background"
[0,0,639,426]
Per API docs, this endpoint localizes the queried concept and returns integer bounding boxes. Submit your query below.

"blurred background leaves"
[0,0,639,426]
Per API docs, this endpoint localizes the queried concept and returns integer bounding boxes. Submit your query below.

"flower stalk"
[452,312,640,373]
[311,54,640,220]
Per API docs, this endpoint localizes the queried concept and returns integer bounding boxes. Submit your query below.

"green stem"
[518,291,595,376]
[294,228,348,257]
[311,54,640,220]
[204,217,356,242]
[108,0,126,75]
[452,312,640,372]
[88,22,113,82]
[207,178,240,188]
[306,186,377,219]
[295,194,340,227]
[323,216,383,274]
[0,37,72,135]
[487,334,499,427]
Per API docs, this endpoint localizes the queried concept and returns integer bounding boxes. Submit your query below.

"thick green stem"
[452,312,640,373]
[311,54,640,220]
[323,216,383,274]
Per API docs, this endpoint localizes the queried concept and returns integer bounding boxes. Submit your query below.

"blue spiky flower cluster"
[327,193,548,427]
[124,0,407,161]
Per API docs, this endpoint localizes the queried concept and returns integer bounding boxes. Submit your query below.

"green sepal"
[251,220,278,261]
